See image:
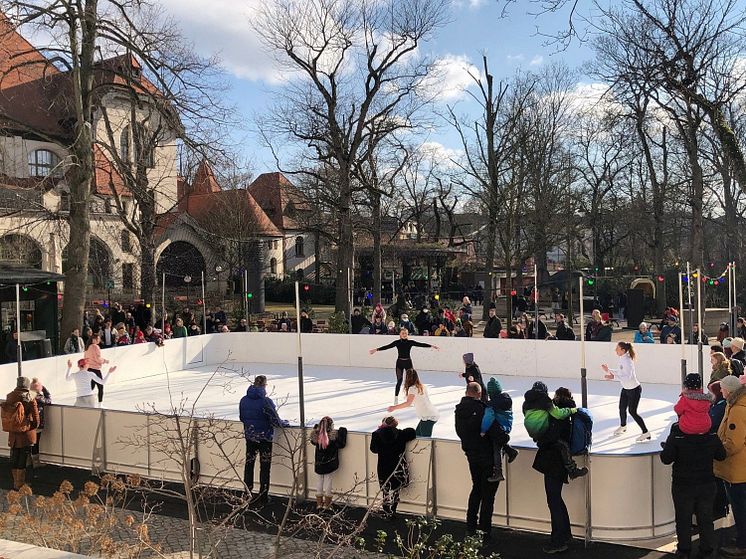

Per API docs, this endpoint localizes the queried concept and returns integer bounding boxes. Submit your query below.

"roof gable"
[249,171,310,230]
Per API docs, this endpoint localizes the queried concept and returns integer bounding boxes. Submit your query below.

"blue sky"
[161,0,597,174]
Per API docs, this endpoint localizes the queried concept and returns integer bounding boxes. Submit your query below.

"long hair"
[317,416,333,450]
[404,369,424,395]
[618,341,636,360]
[85,333,100,350]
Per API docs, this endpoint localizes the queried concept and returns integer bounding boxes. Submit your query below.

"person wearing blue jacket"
[480,378,519,482]
[633,322,655,344]
[239,375,289,505]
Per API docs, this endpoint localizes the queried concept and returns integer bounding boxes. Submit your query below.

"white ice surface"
[53,362,683,455]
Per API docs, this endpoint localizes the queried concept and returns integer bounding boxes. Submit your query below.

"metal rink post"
[295,281,307,500]
[678,272,686,384]
[578,276,591,547]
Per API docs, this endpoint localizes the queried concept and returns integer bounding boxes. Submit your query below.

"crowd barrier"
[1,332,702,397]
[0,404,673,543]
[0,333,692,542]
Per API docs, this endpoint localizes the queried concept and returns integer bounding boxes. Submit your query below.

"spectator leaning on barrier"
[29,377,51,470]
[455,382,502,544]
[634,322,655,344]
[239,375,289,506]
[370,416,416,520]
[714,375,746,557]
[64,327,85,354]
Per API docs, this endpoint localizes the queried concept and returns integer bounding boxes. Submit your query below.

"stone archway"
[0,234,43,269]
[156,241,206,287]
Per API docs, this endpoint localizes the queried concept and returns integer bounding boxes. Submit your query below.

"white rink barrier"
[0,332,704,397]
[0,404,674,543]
[0,333,688,542]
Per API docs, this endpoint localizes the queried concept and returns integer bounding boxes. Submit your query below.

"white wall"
[1,404,672,542]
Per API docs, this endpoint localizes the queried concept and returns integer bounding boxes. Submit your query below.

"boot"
[487,464,504,483]
[323,495,333,509]
[504,445,519,463]
[569,466,589,480]
[316,495,324,509]
[12,469,25,490]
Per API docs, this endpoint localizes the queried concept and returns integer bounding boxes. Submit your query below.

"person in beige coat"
[714,375,746,557]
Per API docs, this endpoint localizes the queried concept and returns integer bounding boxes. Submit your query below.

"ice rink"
[50,360,682,455]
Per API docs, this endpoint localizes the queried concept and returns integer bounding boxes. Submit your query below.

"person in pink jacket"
[674,373,712,435]
[83,333,110,404]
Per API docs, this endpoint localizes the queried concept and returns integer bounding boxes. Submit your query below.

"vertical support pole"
[728,263,734,334]
[678,272,686,384]
[201,271,207,335]
[348,267,353,334]
[696,267,704,374]
[534,264,539,340]
[686,262,693,342]
[243,270,249,322]
[731,260,738,328]
[579,277,587,407]
[295,281,307,501]
[162,272,166,332]
[15,283,22,377]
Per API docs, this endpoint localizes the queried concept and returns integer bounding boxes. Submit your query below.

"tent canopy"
[0,266,64,285]
[539,270,584,288]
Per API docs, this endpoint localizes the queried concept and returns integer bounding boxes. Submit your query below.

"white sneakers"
[612,425,652,443]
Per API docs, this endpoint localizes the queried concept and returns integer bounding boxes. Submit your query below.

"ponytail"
[618,341,636,360]
[317,416,333,450]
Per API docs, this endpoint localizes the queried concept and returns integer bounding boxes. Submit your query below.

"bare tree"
[255,0,450,316]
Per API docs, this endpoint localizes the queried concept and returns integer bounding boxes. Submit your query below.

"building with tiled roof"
[0,15,179,296]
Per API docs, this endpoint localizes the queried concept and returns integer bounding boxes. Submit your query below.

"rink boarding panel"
[0,333,707,542]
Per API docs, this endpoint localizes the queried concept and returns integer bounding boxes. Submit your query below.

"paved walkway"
[0,462,683,559]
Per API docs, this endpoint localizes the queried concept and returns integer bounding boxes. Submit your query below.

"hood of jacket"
[246,385,266,400]
[375,425,402,445]
[726,385,746,407]
[522,388,551,413]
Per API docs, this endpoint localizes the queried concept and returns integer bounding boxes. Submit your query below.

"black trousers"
[672,482,716,554]
[31,432,41,456]
[465,453,499,534]
[89,368,104,403]
[10,446,30,469]
[244,440,272,495]
[395,358,412,396]
[619,386,647,432]
[545,474,571,546]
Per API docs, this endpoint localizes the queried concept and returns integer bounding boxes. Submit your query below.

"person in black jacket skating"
[455,382,503,543]
[660,424,726,558]
[370,416,416,520]
[369,329,439,403]
[311,416,347,509]
[483,304,502,338]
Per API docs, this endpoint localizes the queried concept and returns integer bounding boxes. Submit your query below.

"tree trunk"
[314,231,321,283]
[335,177,353,317]
[684,124,705,269]
[482,207,497,319]
[372,191,382,305]
[707,105,746,196]
[61,167,92,341]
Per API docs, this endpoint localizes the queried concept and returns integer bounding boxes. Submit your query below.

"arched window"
[295,236,304,257]
[120,123,154,168]
[28,149,60,177]
[270,257,277,275]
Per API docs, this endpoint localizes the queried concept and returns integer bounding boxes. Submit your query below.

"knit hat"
[463,352,474,365]
[732,337,745,351]
[489,302,496,309]
[723,337,733,349]
[487,377,502,396]
[16,376,30,390]
[720,375,741,394]
[532,381,548,394]
[401,314,409,321]
[683,373,702,390]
